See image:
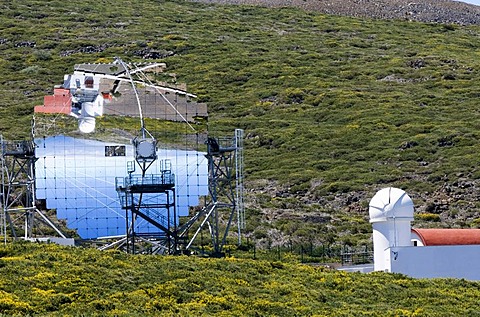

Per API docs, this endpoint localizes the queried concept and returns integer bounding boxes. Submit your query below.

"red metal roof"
[34,88,71,115]
[412,228,480,246]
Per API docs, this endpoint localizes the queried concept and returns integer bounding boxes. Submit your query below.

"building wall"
[387,245,480,280]
[410,231,425,246]
[372,219,412,271]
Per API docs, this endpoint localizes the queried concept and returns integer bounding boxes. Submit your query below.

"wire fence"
[226,242,373,265]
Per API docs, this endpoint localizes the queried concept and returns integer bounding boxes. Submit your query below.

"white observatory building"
[369,187,480,280]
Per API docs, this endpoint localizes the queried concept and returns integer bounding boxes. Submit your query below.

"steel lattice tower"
[0,135,66,241]
[179,129,245,256]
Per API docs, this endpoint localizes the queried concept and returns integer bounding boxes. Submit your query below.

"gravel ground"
[190,0,480,25]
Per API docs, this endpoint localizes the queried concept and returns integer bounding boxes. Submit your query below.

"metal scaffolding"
[110,129,245,256]
[179,129,245,256]
[235,128,245,244]
[0,135,66,242]
[115,159,177,254]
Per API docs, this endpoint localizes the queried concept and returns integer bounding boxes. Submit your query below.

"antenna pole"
[115,57,146,138]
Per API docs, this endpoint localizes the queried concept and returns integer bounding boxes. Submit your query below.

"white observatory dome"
[369,187,414,223]
[81,102,96,117]
[81,96,103,118]
[78,117,96,134]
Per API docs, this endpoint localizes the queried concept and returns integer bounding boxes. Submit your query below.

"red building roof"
[412,228,480,246]
[34,88,72,115]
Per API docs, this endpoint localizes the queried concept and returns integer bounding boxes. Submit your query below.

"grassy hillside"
[2,0,480,248]
[0,242,479,316]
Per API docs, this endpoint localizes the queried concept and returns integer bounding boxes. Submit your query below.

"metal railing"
[115,172,175,190]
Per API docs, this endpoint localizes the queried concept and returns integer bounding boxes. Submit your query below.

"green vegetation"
[3,2,480,313]
[2,1,480,248]
[0,242,478,316]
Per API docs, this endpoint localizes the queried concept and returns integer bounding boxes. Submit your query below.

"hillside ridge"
[192,0,480,25]
[2,0,480,253]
